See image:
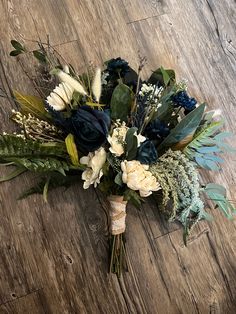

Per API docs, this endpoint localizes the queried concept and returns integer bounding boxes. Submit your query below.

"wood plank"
[0,290,45,314]
[0,0,236,313]
[122,0,169,23]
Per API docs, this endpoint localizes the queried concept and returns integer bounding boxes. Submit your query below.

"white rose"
[108,124,146,157]
[121,160,160,197]
[80,147,106,189]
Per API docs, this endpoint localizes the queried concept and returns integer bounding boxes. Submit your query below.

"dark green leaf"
[33,50,47,63]
[114,172,123,186]
[124,189,142,209]
[11,40,25,51]
[110,83,132,122]
[125,127,138,160]
[148,67,175,87]
[10,50,23,57]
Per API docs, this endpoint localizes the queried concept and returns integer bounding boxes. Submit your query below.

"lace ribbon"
[107,195,127,235]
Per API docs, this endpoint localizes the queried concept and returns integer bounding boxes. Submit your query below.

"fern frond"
[183,121,235,171]
[0,135,67,159]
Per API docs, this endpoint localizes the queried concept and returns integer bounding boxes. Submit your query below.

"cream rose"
[80,147,106,189]
[108,123,146,157]
[121,160,161,197]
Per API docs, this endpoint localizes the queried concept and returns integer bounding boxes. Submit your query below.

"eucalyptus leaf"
[159,103,206,151]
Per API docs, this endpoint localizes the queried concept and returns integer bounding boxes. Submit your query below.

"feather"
[92,68,102,102]
[57,70,87,96]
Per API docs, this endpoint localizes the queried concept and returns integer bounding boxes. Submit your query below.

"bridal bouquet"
[1,39,235,276]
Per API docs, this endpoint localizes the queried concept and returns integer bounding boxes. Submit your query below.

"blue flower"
[106,57,129,77]
[172,91,197,112]
[145,119,170,140]
[47,104,110,153]
[137,140,158,165]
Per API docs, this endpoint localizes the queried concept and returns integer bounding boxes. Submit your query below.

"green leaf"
[203,184,236,219]
[65,134,79,166]
[10,50,23,57]
[18,173,81,200]
[114,172,123,186]
[33,50,47,63]
[148,67,175,87]
[110,83,132,122]
[159,103,206,151]
[125,127,138,160]
[204,183,226,196]
[11,40,25,51]
[13,91,49,120]
[124,189,143,209]
[0,167,26,182]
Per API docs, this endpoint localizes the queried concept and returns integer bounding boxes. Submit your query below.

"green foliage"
[150,149,210,243]
[10,40,26,56]
[18,173,81,200]
[0,167,26,182]
[13,91,50,121]
[124,189,143,208]
[0,135,72,175]
[125,127,138,160]
[203,183,236,219]
[110,83,133,122]
[107,152,121,173]
[10,157,70,175]
[184,120,235,171]
[114,172,123,186]
[148,67,176,87]
[65,134,79,166]
[158,103,206,152]
[33,50,47,63]
[0,135,67,159]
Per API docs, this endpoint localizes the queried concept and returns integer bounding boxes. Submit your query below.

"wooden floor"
[0,0,236,313]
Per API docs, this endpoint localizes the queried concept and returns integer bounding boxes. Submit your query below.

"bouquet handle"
[107,195,128,276]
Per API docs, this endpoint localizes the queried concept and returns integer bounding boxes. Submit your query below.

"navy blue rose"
[172,91,197,112]
[145,119,170,141]
[70,106,110,153]
[106,57,129,77]
[137,140,158,165]
[46,104,110,153]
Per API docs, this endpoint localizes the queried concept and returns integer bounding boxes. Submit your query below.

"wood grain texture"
[0,0,236,313]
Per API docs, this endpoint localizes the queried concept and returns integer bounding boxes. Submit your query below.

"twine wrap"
[107,195,127,235]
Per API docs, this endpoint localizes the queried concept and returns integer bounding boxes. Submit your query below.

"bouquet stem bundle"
[108,195,128,276]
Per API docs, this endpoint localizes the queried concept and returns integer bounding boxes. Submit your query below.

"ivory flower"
[121,160,161,197]
[108,124,128,156]
[80,147,106,189]
[46,82,74,111]
[108,123,146,157]
[92,68,102,102]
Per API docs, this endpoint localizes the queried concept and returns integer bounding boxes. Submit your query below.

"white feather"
[57,70,87,96]
[92,68,102,102]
